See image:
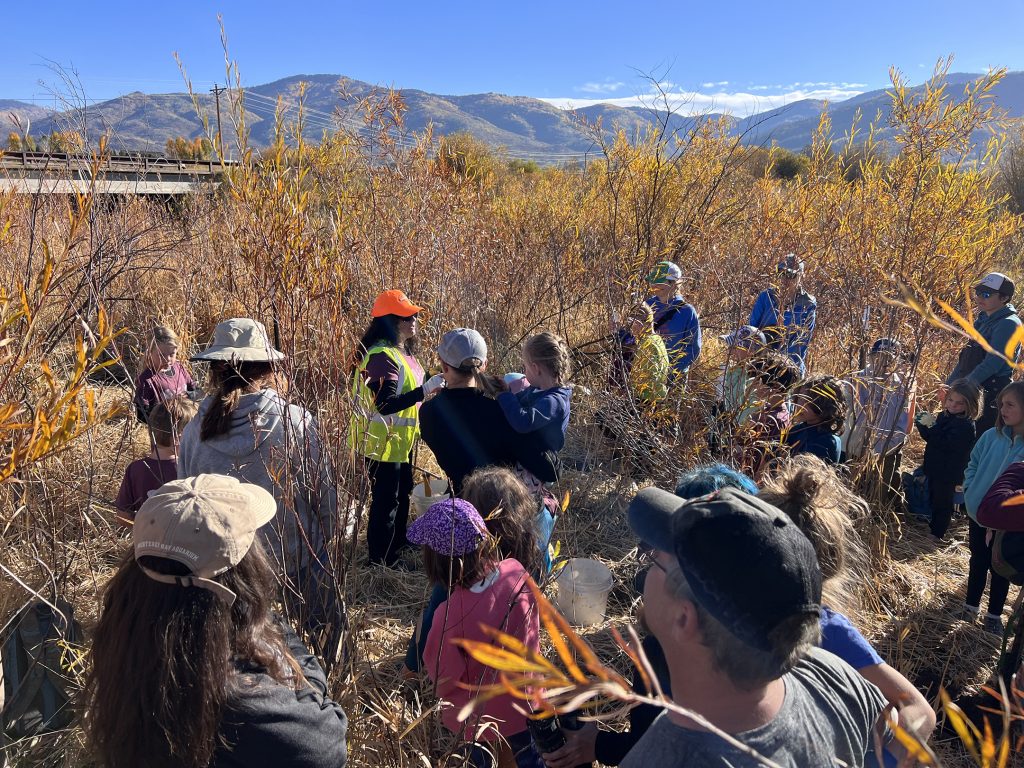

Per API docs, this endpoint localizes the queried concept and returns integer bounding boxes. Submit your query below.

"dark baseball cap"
[628,486,821,652]
[870,337,901,355]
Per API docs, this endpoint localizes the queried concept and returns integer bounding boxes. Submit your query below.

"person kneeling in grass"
[786,375,846,465]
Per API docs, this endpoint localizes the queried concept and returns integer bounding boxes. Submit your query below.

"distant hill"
[0,100,52,133]
[5,71,1024,159]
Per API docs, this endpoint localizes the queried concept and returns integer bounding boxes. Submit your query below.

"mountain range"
[3,71,1023,160]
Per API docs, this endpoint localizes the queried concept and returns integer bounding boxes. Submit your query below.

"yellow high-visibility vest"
[348,344,421,462]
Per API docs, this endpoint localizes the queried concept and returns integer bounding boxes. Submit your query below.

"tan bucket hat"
[191,318,286,363]
[134,474,277,604]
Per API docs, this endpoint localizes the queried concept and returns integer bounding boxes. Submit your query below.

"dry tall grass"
[1,58,1023,766]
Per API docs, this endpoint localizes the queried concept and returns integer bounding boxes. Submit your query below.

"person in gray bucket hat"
[179,318,344,659]
[190,317,287,363]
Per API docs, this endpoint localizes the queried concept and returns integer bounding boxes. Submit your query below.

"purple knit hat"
[407,498,488,556]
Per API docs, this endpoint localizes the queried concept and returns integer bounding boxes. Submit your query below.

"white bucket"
[411,479,450,516]
[552,558,614,626]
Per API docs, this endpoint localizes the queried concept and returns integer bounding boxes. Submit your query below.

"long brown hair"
[200,360,275,440]
[422,542,498,590]
[461,467,540,574]
[995,380,1024,432]
[84,541,299,768]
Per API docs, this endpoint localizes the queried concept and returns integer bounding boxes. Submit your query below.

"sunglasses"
[779,270,800,279]
[975,288,995,299]
[638,546,668,575]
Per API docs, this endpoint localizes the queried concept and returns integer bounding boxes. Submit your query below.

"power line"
[236,88,596,163]
[7,86,600,166]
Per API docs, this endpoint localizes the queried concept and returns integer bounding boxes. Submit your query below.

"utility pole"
[210,84,227,160]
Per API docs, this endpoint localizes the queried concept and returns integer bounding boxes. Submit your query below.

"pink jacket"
[423,559,540,739]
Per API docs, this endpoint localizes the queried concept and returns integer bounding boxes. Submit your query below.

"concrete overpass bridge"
[0,151,236,195]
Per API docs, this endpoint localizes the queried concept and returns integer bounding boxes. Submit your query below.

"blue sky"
[3,1,1024,115]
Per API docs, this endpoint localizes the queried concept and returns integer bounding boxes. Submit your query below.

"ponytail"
[200,361,275,441]
[447,356,503,398]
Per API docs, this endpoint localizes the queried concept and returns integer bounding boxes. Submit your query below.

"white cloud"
[541,83,867,116]
[577,80,626,95]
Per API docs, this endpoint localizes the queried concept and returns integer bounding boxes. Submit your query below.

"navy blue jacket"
[918,411,975,489]
[497,385,572,454]
[785,421,841,464]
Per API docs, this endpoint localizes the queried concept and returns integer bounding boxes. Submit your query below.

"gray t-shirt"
[621,647,888,768]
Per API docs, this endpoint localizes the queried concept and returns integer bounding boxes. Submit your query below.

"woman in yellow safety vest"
[350,290,445,567]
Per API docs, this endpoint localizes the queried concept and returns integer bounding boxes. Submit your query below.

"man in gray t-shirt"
[622,647,886,767]
[622,487,895,768]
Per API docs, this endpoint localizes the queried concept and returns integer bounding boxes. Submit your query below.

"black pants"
[365,457,413,565]
[928,476,958,539]
[966,517,1011,615]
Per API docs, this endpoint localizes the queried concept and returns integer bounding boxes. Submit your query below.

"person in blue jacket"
[786,374,846,465]
[961,380,1024,634]
[946,272,1022,437]
[643,261,702,386]
[748,254,817,375]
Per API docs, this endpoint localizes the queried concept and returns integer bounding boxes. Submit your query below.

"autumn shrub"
[1,60,1022,766]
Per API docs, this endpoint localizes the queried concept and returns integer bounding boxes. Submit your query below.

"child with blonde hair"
[498,332,573,454]
[134,326,196,421]
[759,456,936,764]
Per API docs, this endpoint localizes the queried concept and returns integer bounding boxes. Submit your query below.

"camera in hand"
[527,714,564,754]
[526,712,592,767]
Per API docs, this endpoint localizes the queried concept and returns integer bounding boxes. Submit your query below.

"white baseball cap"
[977,272,1015,298]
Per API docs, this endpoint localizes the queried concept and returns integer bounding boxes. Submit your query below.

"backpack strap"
[1,602,78,732]
[653,303,684,332]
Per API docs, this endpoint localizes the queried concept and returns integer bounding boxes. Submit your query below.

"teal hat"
[645,261,683,285]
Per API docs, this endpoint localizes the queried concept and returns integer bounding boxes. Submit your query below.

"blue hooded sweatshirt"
[946,303,1022,386]
[646,295,702,378]
[962,425,1024,520]
[497,385,572,454]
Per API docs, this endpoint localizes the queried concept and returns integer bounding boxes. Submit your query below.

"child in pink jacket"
[409,498,541,767]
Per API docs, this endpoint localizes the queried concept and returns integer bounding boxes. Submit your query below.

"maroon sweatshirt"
[977,461,1024,531]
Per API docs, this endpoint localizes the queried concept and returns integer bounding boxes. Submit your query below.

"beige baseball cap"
[133,474,277,605]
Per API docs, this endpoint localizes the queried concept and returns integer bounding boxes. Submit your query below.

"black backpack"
[1,599,83,738]
[992,530,1024,586]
